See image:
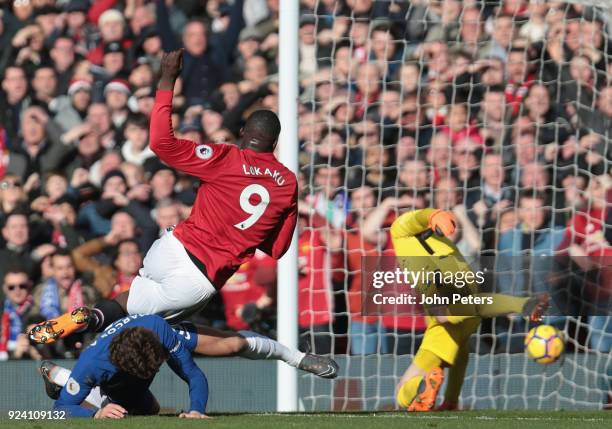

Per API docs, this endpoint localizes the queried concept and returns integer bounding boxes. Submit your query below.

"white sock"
[238,330,305,367]
[48,365,71,386]
[48,365,105,408]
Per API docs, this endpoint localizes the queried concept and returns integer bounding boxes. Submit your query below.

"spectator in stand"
[153,198,182,234]
[521,83,571,145]
[457,7,485,55]
[6,106,75,181]
[73,232,142,300]
[433,176,481,261]
[398,91,432,147]
[397,159,429,209]
[31,66,58,107]
[442,102,482,146]
[51,79,92,132]
[155,0,245,105]
[478,57,506,87]
[306,166,347,230]
[146,162,178,205]
[505,46,535,116]
[120,113,154,166]
[86,103,118,151]
[477,85,509,151]
[0,269,33,360]
[509,130,542,185]
[0,71,29,141]
[496,191,566,351]
[0,212,39,284]
[452,136,482,189]
[32,249,96,319]
[49,36,78,95]
[0,175,28,226]
[479,14,516,61]
[425,133,452,183]
[103,79,131,131]
[466,152,514,244]
[87,9,131,66]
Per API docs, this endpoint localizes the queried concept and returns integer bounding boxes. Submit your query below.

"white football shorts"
[126,229,217,323]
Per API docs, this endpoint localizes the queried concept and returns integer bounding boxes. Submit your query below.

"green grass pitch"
[1,411,610,429]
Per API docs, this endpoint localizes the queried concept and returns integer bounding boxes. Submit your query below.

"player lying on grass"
[28,49,320,367]
[391,209,549,412]
[39,314,338,419]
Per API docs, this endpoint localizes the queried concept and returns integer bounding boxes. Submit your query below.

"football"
[525,325,565,364]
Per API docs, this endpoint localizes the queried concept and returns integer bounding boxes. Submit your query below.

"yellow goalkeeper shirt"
[390,209,480,309]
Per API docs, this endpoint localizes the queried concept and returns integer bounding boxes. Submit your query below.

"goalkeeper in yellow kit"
[392,208,549,411]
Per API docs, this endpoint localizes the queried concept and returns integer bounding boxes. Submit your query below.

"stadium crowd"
[0,0,611,360]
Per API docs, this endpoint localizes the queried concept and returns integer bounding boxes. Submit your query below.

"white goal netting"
[297,0,611,411]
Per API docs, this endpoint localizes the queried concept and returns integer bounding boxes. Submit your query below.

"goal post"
[276,0,300,413]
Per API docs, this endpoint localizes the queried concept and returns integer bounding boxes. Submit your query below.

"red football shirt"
[150,90,298,288]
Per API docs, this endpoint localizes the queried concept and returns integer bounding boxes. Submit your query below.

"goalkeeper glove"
[428,209,457,237]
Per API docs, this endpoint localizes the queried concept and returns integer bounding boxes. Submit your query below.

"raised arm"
[391,208,457,240]
[390,208,436,240]
[150,50,232,180]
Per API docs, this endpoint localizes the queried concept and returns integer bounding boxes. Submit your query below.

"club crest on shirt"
[195,144,213,160]
[67,377,80,395]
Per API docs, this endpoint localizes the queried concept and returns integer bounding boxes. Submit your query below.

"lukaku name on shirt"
[242,164,287,186]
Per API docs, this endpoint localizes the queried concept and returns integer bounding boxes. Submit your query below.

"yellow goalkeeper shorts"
[419,316,481,365]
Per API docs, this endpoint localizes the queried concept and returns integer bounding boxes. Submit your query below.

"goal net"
[297,0,612,411]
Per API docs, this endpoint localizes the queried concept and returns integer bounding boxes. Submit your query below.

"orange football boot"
[29,307,92,344]
[407,367,444,412]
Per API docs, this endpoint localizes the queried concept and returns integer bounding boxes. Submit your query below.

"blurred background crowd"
[0,0,610,361]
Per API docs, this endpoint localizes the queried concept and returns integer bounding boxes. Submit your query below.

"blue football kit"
[53,314,207,417]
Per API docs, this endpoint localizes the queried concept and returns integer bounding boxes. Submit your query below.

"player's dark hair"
[243,110,281,152]
[109,327,169,380]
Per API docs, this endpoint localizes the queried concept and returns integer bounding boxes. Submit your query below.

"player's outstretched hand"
[94,403,127,419]
[179,410,210,419]
[428,209,457,237]
[158,49,184,90]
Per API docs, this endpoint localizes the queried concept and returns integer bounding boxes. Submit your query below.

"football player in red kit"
[29,50,336,379]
